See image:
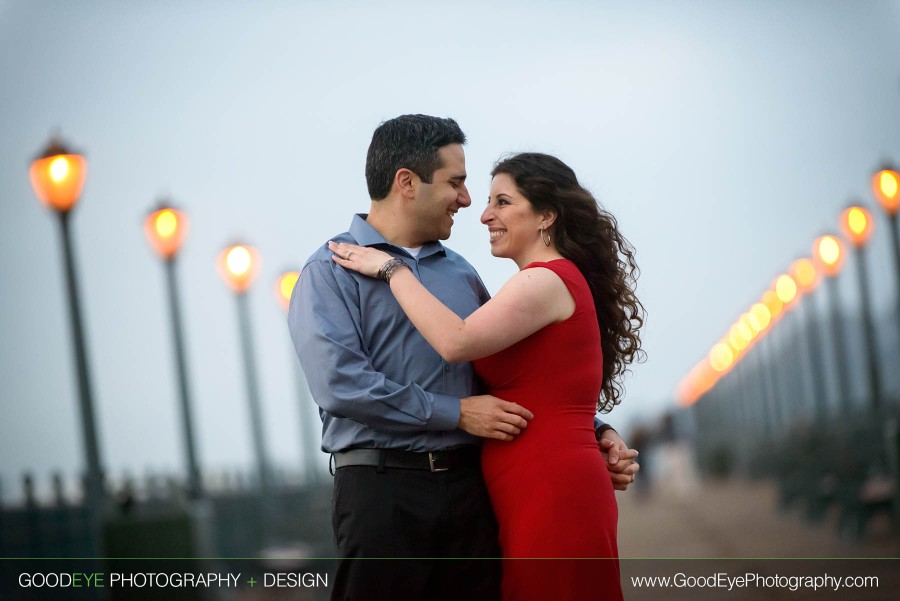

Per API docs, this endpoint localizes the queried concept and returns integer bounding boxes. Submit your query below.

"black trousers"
[330,461,501,601]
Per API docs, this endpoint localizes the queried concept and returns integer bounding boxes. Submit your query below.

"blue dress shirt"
[288,214,491,453]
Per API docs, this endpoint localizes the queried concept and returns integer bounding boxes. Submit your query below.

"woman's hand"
[598,431,640,491]
[328,241,393,279]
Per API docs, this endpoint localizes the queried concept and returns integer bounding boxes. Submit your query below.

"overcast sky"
[2,0,900,503]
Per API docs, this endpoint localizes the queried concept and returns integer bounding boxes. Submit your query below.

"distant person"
[629,424,653,499]
[332,150,644,601]
[653,412,698,500]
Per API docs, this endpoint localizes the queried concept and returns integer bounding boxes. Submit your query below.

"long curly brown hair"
[491,153,646,413]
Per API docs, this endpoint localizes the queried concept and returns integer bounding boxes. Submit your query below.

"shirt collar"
[349,214,446,259]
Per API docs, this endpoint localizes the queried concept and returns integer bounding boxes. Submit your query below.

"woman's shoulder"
[498,260,576,322]
[523,258,589,297]
[502,260,575,300]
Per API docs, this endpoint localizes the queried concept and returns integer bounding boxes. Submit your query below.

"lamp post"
[790,258,828,420]
[840,204,882,412]
[773,273,803,422]
[218,243,272,492]
[276,271,321,485]
[872,166,900,343]
[144,203,202,498]
[813,234,852,414]
[28,137,105,514]
[733,311,763,468]
[709,339,742,462]
[872,164,900,551]
[758,289,786,435]
[747,301,773,442]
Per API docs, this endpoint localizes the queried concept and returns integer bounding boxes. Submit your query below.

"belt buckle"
[428,452,449,472]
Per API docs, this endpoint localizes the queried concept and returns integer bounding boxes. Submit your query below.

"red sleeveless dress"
[474,259,622,601]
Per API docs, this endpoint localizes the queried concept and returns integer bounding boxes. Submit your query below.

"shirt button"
[444,365,452,372]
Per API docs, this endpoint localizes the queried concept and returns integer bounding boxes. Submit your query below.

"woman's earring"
[540,227,551,247]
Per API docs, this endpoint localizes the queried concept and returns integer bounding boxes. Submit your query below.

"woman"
[329,152,644,600]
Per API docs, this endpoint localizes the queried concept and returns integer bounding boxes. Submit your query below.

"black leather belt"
[332,447,481,473]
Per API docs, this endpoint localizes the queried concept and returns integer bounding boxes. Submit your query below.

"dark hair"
[491,153,646,413]
[365,114,466,200]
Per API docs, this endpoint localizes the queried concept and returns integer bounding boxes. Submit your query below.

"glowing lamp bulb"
[750,302,771,331]
[840,205,874,247]
[218,243,260,293]
[729,325,749,351]
[155,210,178,239]
[762,290,784,321]
[49,156,71,182]
[29,138,88,214]
[144,205,188,259]
[709,342,734,373]
[775,274,798,305]
[227,247,252,276]
[276,271,300,311]
[741,312,760,336]
[813,235,844,277]
[873,168,899,215]
[790,258,819,293]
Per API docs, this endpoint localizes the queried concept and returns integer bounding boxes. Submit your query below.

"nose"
[457,184,472,208]
[480,204,493,225]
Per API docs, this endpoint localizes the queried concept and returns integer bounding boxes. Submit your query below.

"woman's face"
[481,173,545,260]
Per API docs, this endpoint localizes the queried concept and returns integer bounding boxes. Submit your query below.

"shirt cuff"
[594,416,614,434]
[429,393,462,431]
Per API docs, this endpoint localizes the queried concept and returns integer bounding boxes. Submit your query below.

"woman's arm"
[328,241,575,362]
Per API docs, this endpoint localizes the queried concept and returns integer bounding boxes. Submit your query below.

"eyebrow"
[448,174,466,182]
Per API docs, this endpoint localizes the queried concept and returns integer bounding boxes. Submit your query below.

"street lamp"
[872,165,900,346]
[840,204,882,412]
[747,299,776,437]
[755,281,796,435]
[813,234,853,414]
[28,136,106,515]
[217,243,272,492]
[711,332,743,448]
[772,273,804,422]
[790,258,829,420]
[144,202,202,498]
[276,271,321,485]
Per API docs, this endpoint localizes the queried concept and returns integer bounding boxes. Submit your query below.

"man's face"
[410,143,471,243]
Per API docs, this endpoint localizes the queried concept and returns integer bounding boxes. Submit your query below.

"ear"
[394,168,418,200]
[539,209,558,230]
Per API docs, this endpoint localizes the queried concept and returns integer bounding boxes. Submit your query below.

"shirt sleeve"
[288,257,461,433]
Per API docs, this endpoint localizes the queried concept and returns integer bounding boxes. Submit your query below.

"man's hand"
[459,395,533,441]
[598,429,640,491]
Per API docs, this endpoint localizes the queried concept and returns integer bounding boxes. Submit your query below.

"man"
[289,114,638,601]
